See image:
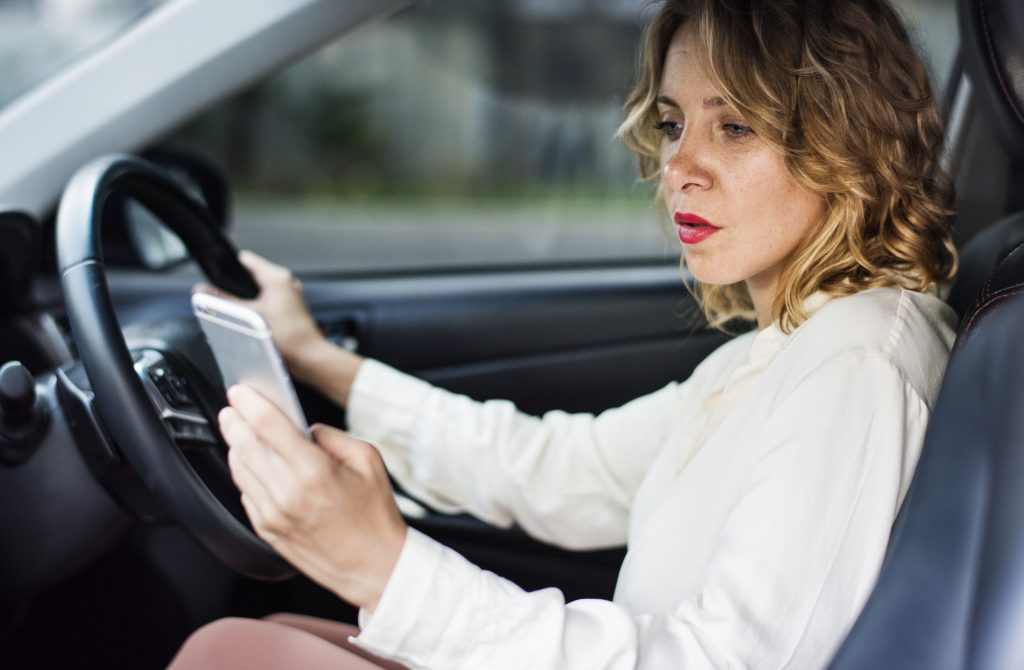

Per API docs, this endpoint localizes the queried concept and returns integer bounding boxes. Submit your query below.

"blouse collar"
[748,291,834,365]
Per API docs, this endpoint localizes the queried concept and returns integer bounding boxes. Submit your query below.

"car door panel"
[295,263,731,599]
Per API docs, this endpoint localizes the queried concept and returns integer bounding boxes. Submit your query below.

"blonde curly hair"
[619,0,957,331]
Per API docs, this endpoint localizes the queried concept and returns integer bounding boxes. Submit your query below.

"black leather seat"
[952,223,1024,354]
[945,0,1024,326]
[946,208,1024,332]
[828,0,1024,668]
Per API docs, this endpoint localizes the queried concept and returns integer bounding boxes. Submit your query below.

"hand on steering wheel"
[193,251,324,377]
[57,154,294,580]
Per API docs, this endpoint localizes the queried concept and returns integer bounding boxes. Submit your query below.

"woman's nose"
[661,137,711,193]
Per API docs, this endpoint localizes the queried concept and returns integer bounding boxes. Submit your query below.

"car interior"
[1,0,1023,668]
[830,0,1024,667]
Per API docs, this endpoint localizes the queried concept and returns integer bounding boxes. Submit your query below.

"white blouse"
[347,287,956,669]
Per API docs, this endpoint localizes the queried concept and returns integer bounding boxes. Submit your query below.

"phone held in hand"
[192,292,310,437]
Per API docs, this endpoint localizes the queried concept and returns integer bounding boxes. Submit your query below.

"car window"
[0,0,170,108]
[892,0,958,88]
[163,0,958,274]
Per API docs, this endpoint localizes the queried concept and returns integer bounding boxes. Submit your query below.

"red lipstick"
[673,212,721,245]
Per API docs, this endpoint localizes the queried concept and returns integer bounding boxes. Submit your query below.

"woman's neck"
[746,275,779,330]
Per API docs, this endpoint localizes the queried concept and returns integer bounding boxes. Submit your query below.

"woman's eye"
[655,120,682,141]
[723,123,753,138]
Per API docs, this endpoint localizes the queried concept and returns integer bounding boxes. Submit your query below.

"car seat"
[828,0,1024,668]
[945,0,1024,326]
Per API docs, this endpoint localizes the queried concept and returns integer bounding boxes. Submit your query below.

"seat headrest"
[959,0,1024,158]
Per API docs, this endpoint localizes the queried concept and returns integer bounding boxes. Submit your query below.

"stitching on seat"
[960,289,1024,347]
[989,280,1024,300]
[982,240,1024,300]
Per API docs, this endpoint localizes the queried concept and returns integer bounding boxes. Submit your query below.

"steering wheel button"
[147,368,196,410]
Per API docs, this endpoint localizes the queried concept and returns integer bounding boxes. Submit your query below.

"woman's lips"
[673,212,721,245]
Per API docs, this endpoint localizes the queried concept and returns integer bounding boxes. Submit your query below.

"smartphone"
[192,292,310,437]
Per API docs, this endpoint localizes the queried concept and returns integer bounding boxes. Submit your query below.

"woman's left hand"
[218,384,407,612]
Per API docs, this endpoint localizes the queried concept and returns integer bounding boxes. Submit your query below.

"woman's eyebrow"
[703,95,727,109]
[655,94,728,110]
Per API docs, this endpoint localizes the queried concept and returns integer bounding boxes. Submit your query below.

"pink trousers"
[167,613,409,670]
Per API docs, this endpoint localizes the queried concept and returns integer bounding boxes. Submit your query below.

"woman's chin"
[684,264,742,288]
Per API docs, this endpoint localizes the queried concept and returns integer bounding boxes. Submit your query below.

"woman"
[170,0,957,667]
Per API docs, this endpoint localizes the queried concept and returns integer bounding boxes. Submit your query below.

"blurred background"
[0,0,959,272]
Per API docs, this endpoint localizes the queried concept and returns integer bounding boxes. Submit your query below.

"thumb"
[238,249,299,293]
[238,249,282,280]
[311,423,372,464]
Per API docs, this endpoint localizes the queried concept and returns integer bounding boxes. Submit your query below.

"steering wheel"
[56,154,294,580]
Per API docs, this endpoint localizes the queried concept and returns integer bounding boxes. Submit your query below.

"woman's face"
[658,24,825,306]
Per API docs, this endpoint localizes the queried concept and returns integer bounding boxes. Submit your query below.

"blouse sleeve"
[346,338,748,550]
[351,351,933,669]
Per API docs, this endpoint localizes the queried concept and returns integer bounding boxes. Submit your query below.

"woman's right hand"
[194,250,364,404]
[195,250,321,366]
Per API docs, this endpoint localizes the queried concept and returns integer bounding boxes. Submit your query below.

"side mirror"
[102,147,231,271]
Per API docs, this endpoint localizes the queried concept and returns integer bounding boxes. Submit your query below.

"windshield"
[0,0,169,108]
